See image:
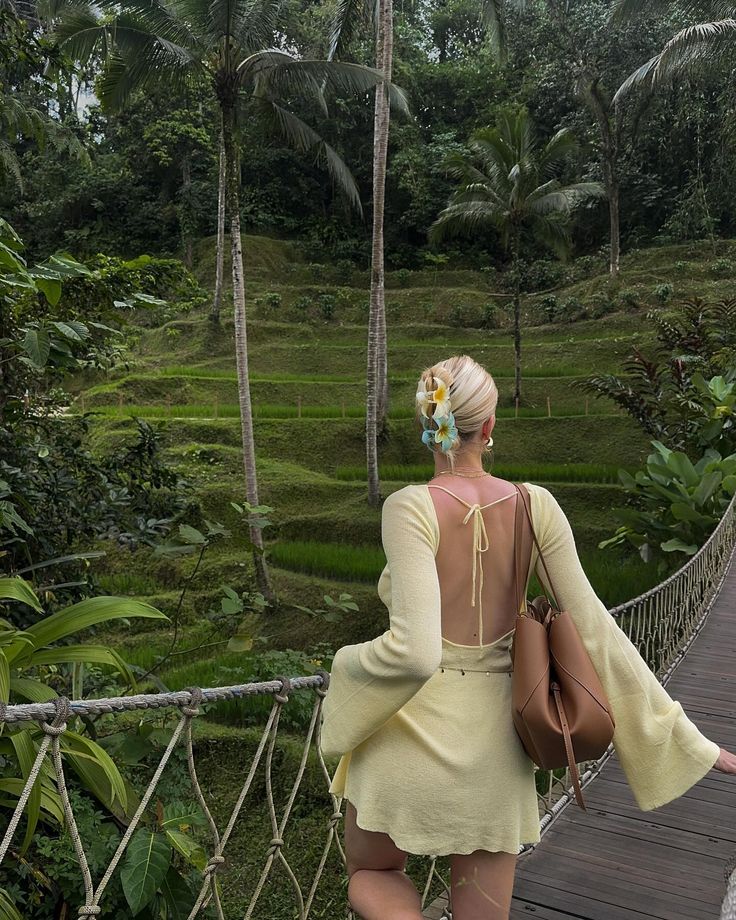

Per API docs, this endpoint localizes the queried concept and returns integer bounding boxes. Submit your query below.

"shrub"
[600,440,736,564]
[334,259,355,284]
[394,268,412,287]
[293,294,313,312]
[318,293,336,320]
[653,282,674,303]
[556,296,587,323]
[589,292,616,318]
[619,289,640,311]
[481,302,500,329]
[522,259,566,291]
[538,294,558,323]
[711,257,734,276]
[447,301,479,327]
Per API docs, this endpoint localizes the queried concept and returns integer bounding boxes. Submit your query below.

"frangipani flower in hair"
[433,411,458,452]
[416,375,452,418]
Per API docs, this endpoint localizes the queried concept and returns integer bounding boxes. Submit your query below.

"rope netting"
[0,490,734,919]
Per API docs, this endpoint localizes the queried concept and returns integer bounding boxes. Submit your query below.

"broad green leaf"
[133,292,167,305]
[35,278,62,306]
[9,731,40,853]
[0,578,42,611]
[0,888,22,920]
[0,779,64,825]
[692,470,722,507]
[161,805,206,829]
[45,253,92,277]
[61,730,127,810]
[160,867,195,920]
[0,654,7,704]
[51,320,86,342]
[30,645,135,688]
[7,596,167,663]
[667,450,699,487]
[120,830,171,915]
[9,677,58,703]
[660,537,698,554]
[165,829,207,870]
[22,327,51,367]
[178,524,205,545]
[670,502,711,524]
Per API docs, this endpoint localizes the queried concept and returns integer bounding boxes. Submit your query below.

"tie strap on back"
[427,484,516,645]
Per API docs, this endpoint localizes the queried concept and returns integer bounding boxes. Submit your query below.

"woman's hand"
[713,747,736,774]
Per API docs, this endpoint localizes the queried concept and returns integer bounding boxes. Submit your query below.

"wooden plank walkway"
[424,546,736,920]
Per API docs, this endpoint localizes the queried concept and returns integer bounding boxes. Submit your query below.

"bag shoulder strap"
[513,483,561,611]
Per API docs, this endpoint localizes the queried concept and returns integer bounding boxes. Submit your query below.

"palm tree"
[612,1,736,101]
[56,0,408,600]
[476,0,629,277]
[328,0,396,507]
[429,109,605,405]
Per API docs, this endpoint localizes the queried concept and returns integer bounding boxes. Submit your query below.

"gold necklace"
[435,469,491,479]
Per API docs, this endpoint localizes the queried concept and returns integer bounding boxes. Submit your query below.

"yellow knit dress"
[317,481,721,857]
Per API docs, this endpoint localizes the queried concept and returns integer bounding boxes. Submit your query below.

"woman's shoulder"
[382,483,429,507]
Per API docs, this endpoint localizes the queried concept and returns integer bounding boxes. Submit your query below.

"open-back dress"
[317,481,721,857]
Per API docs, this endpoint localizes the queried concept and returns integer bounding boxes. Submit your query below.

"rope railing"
[1,491,735,919]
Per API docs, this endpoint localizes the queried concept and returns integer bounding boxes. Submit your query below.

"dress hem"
[345,796,539,857]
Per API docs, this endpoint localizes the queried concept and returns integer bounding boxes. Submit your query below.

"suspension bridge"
[1,491,735,919]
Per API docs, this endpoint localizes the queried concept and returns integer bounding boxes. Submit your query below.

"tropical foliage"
[601,440,736,562]
[429,108,605,402]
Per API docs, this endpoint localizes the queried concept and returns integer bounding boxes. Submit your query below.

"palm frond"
[327,0,373,60]
[530,181,606,215]
[609,0,732,25]
[478,0,506,61]
[96,35,200,111]
[614,19,736,101]
[0,141,22,191]
[529,213,571,259]
[50,5,108,67]
[246,57,410,116]
[257,99,363,214]
[541,126,579,172]
[429,201,506,244]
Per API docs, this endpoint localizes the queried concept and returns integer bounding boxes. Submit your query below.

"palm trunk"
[367,0,393,507]
[374,0,393,431]
[211,134,226,324]
[221,102,275,603]
[512,228,522,406]
[580,75,620,278]
[181,153,193,269]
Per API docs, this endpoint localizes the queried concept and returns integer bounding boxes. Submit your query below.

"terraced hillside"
[71,233,729,680]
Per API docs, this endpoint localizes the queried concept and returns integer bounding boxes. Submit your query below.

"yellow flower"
[432,378,451,417]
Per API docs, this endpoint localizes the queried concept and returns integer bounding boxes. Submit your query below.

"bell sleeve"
[318,485,443,760]
[525,482,721,812]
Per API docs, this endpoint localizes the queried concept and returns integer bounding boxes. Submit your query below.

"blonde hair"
[415,355,499,472]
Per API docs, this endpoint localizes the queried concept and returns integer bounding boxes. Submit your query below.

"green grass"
[268,539,388,581]
[79,402,624,421]
[334,462,633,484]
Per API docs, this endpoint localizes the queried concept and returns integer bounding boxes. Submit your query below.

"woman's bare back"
[426,476,533,647]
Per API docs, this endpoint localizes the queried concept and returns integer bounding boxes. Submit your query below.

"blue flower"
[433,411,458,452]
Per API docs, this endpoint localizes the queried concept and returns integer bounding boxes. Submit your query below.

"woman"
[318,355,736,920]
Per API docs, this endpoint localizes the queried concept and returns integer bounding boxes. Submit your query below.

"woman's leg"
[343,799,425,920]
[449,849,518,920]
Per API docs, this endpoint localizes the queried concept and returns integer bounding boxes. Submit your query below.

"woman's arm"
[525,482,722,811]
[318,485,443,760]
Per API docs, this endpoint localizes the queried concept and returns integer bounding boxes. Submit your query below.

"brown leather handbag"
[509,483,616,810]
